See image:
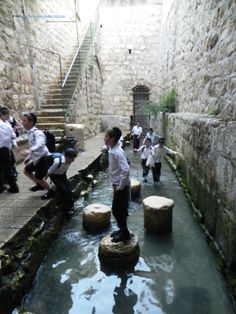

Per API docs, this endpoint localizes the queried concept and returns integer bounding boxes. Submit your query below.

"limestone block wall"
[99,0,163,133]
[160,0,236,119]
[0,0,89,121]
[158,113,236,268]
[158,0,236,267]
[69,49,103,139]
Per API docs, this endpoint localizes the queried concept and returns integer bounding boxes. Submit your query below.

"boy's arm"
[30,130,46,152]
[117,154,129,190]
[46,158,61,176]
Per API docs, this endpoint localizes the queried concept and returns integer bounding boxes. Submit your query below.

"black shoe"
[111,230,131,243]
[30,184,45,192]
[0,186,7,193]
[8,187,19,193]
[40,190,55,200]
[110,229,122,238]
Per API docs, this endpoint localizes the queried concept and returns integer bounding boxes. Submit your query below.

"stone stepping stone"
[130,178,141,199]
[98,233,140,268]
[143,196,174,233]
[83,203,111,232]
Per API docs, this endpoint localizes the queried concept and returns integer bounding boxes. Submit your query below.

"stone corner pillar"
[65,123,84,151]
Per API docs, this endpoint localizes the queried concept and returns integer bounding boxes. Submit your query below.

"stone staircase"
[35,13,100,149]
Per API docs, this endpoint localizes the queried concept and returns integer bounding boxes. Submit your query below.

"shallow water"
[16,148,234,314]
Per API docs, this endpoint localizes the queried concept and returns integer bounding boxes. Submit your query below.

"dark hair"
[23,113,37,125]
[64,148,77,158]
[158,137,165,144]
[106,127,122,144]
[0,107,10,115]
[149,128,153,132]
[145,137,152,143]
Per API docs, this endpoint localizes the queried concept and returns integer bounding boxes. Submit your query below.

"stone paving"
[0,133,104,248]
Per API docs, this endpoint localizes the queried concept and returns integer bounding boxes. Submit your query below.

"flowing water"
[15,148,234,314]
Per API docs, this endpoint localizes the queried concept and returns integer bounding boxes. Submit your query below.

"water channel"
[14,148,234,314]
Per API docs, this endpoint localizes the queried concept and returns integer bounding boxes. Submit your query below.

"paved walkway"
[0,133,104,248]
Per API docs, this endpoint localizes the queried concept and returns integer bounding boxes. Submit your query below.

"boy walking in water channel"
[104,127,131,242]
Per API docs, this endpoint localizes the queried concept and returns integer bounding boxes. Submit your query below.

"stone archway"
[132,85,150,133]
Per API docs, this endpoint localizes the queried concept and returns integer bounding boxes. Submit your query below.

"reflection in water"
[112,274,138,314]
[17,148,234,314]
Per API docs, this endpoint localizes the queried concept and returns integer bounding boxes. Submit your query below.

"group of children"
[0,108,77,215]
[134,133,183,183]
[1,107,182,242]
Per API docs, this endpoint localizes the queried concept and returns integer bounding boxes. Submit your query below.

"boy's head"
[104,127,122,147]
[148,127,153,134]
[145,138,152,146]
[65,148,77,164]
[22,113,37,130]
[158,137,165,146]
[0,107,10,121]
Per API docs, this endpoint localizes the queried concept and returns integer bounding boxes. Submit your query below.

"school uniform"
[109,143,130,232]
[151,144,177,181]
[0,120,19,192]
[136,144,153,178]
[24,126,50,180]
[46,155,73,209]
[131,125,142,149]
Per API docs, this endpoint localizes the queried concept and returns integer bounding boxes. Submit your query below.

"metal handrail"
[61,27,88,88]
[61,3,100,119]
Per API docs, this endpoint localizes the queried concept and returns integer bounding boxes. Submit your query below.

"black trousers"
[112,185,129,230]
[0,147,17,188]
[152,162,162,182]
[141,159,150,177]
[50,173,73,207]
[132,135,140,149]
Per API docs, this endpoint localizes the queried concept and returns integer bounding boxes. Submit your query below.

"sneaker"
[110,229,121,238]
[30,184,45,192]
[111,230,131,243]
[0,186,7,193]
[8,187,19,193]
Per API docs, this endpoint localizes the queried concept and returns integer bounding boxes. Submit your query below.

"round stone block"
[83,203,111,232]
[143,196,174,233]
[130,178,141,199]
[98,233,140,268]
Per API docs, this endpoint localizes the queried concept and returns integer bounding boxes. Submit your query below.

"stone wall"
[69,47,104,139]
[0,0,90,122]
[99,0,163,133]
[158,0,236,268]
[160,0,236,119]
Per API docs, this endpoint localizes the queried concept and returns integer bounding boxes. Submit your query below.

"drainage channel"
[13,148,234,314]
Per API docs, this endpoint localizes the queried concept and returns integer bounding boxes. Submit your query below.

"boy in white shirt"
[0,107,19,193]
[104,127,131,242]
[151,137,183,182]
[22,113,51,193]
[131,121,142,149]
[41,148,77,214]
[134,137,153,182]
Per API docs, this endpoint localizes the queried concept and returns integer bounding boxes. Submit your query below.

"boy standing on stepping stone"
[104,127,131,242]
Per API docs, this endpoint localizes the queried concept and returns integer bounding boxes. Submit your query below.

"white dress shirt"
[151,144,177,163]
[108,143,130,190]
[136,145,153,160]
[131,125,142,136]
[25,127,50,165]
[0,120,16,149]
[47,156,69,175]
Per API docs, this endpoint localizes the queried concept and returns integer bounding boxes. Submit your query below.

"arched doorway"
[132,85,150,133]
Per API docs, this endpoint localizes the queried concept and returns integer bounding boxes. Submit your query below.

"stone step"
[41,104,64,109]
[41,98,70,105]
[36,109,64,117]
[37,116,65,123]
[36,122,65,129]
